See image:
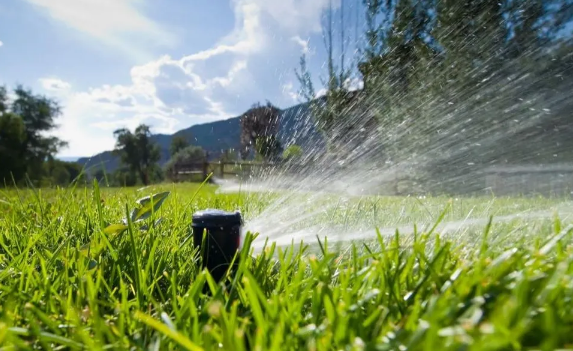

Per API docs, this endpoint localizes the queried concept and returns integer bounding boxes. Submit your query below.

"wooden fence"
[171,160,420,195]
[172,161,279,182]
[173,161,573,197]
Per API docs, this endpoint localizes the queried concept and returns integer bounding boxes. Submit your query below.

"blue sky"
[0,0,362,158]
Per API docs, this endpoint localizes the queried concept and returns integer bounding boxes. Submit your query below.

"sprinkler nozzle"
[192,209,243,282]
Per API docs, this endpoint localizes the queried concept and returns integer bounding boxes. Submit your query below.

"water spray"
[192,209,243,282]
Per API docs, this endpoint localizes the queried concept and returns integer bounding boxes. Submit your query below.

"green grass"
[1,182,573,350]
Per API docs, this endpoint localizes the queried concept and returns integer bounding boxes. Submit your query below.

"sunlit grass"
[0,182,572,350]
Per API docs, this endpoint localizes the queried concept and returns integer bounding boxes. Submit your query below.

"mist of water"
[217,13,573,250]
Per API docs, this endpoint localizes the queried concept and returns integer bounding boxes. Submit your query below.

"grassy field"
[1,182,573,350]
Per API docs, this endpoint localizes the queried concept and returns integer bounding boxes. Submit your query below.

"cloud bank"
[44,0,335,157]
[39,78,71,92]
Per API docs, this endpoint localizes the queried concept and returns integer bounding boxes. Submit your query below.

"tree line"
[0,84,299,187]
[100,101,300,187]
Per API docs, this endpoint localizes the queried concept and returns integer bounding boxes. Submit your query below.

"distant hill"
[76,101,325,173]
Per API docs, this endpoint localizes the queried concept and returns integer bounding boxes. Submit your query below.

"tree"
[295,0,373,155]
[170,135,190,156]
[351,0,440,164]
[0,113,26,184]
[255,135,283,162]
[0,85,68,185]
[49,163,70,186]
[112,168,138,187]
[93,169,108,186]
[113,124,161,186]
[11,86,68,176]
[240,101,282,160]
[290,0,573,196]
[42,158,86,187]
[164,145,206,181]
[0,86,8,113]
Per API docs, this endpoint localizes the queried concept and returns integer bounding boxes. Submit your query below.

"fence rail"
[171,160,419,195]
[172,161,279,182]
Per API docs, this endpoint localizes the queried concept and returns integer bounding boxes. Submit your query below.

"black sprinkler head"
[192,209,243,282]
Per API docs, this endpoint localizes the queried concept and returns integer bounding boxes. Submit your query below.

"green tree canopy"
[294,0,573,194]
[164,145,206,181]
[282,144,303,161]
[170,135,190,156]
[255,135,283,162]
[0,112,27,184]
[113,124,161,186]
[0,85,68,186]
[43,159,86,187]
[0,86,8,113]
[240,101,282,160]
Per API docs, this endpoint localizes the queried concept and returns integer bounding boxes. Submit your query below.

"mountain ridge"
[76,100,324,173]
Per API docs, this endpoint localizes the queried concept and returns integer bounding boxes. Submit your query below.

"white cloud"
[254,0,333,33]
[50,0,336,157]
[301,77,364,101]
[291,36,310,54]
[345,77,364,92]
[42,76,186,156]
[143,0,334,115]
[24,0,176,60]
[282,82,300,102]
[0,40,3,48]
[39,78,71,92]
[316,87,328,98]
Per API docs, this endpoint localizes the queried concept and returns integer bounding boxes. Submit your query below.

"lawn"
[0,182,572,350]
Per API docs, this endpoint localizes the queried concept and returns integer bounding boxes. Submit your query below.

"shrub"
[282,144,303,161]
[164,145,206,181]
